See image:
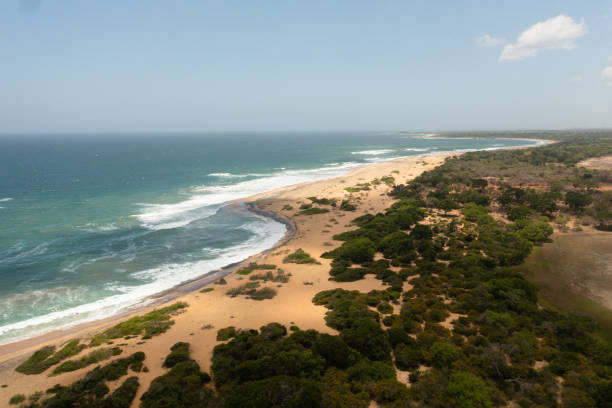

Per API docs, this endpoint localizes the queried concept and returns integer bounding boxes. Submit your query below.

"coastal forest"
[7,134,612,408]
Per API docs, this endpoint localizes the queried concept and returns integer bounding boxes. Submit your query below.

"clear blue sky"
[1,0,611,133]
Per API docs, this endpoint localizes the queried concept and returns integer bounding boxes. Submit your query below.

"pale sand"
[0,153,453,405]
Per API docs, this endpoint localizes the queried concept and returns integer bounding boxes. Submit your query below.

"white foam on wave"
[134,162,362,231]
[351,149,394,156]
[3,242,51,264]
[0,216,286,345]
[404,148,430,152]
[0,197,13,202]
[208,172,269,178]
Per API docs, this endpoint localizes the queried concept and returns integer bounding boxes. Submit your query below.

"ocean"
[0,132,541,344]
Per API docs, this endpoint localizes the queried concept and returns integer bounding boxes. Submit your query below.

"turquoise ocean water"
[0,132,541,344]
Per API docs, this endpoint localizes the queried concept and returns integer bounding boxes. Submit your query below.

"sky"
[1,0,612,133]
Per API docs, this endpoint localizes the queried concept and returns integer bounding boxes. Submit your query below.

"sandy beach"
[0,152,455,405]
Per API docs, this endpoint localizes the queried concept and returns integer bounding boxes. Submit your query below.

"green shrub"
[237,262,277,275]
[199,287,214,293]
[141,344,216,408]
[163,342,190,368]
[217,326,237,341]
[377,302,394,314]
[339,200,357,211]
[250,287,277,300]
[34,352,145,407]
[284,248,319,264]
[224,376,323,408]
[295,207,330,216]
[90,302,187,345]
[9,394,25,405]
[308,196,338,206]
[15,339,87,375]
[51,347,122,376]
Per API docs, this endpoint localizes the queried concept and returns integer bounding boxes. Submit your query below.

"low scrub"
[237,262,277,275]
[90,302,187,345]
[15,339,86,375]
[50,347,122,376]
[283,248,319,264]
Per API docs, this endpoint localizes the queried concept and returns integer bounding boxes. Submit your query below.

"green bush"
[224,376,323,408]
[339,200,357,211]
[295,207,329,216]
[9,394,25,405]
[15,339,87,375]
[90,302,187,345]
[163,342,190,368]
[284,248,319,264]
[324,237,376,264]
[30,352,145,407]
[141,344,216,408]
[51,347,122,376]
[217,326,237,341]
[237,262,277,275]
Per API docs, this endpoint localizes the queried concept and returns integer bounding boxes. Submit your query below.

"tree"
[565,191,591,213]
[447,371,493,408]
[437,198,459,215]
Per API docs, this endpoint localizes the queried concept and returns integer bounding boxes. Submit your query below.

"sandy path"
[0,153,452,405]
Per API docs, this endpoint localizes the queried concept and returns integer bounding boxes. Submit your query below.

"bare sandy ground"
[0,153,453,406]
[578,154,612,171]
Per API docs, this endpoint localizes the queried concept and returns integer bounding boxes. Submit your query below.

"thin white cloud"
[603,66,612,86]
[475,34,505,48]
[570,74,583,81]
[608,56,612,62]
[499,14,587,62]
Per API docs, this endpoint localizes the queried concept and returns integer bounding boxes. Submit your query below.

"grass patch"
[308,196,338,206]
[214,278,227,285]
[250,287,277,300]
[15,339,87,375]
[283,248,319,264]
[344,183,371,193]
[514,234,612,344]
[227,281,260,297]
[236,262,277,275]
[249,269,290,283]
[50,347,122,376]
[199,287,214,293]
[282,204,293,211]
[226,281,277,300]
[39,352,144,407]
[294,207,330,216]
[90,302,187,346]
[381,176,395,186]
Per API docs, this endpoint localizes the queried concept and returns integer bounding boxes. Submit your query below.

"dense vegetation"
[140,343,217,408]
[15,339,87,375]
[206,136,612,407]
[13,352,144,407]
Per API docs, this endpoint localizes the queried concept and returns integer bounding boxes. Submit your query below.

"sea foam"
[0,215,286,345]
[134,162,362,231]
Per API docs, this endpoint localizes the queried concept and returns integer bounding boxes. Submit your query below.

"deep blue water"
[0,132,540,344]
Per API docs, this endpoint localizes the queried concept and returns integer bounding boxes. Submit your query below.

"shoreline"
[0,144,554,403]
[0,138,551,353]
[0,139,554,381]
